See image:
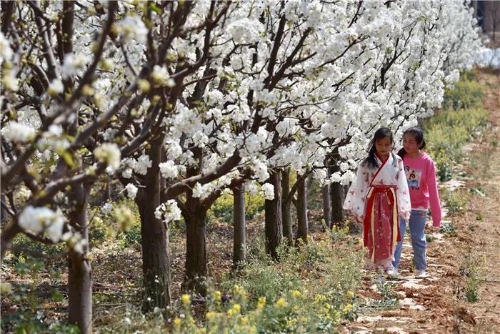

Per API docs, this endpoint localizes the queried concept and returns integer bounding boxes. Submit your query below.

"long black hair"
[364,127,394,169]
[397,126,426,159]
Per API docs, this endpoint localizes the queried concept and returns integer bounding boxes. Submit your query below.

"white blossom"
[134,155,152,175]
[0,32,13,62]
[1,122,36,143]
[94,143,121,174]
[151,65,175,87]
[47,79,64,96]
[155,200,181,224]
[261,183,275,200]
[113,16,148,43]
[125,183,138,199]
[61,54,89,79]
[159,160,179,179]
[18,206,66,242]
[2,70,19,91]
[101,203,113,215]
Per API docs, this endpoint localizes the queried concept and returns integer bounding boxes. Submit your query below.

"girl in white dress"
[343,127,411,273]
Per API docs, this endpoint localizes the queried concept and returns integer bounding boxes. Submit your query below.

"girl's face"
[374,137,392,159]
[403,133,421,156]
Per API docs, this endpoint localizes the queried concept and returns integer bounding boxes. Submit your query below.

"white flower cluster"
[151,65,175,87]
[93,143,121,174]
[18,206,66,242]
[154,200,181,224]
[112,16,148,43]
[124,183,138,199]
[1,122,36,143]
[61,54,89,79]
[0,32,13,63]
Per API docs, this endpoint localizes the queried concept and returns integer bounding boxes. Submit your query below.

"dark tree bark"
[281,168,293,246]
[322,182,332,228]
[330,163,345,226]
[295,174,308,244]
[136,136,171,313]
[264,170,283,260]
[182,200,208,294]
[232,184,246,269]
[67,184,92,334]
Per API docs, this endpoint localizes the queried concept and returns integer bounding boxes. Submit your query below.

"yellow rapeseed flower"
[206,311,216,321]
[346,290,355,299]
[257,296,266,310]
[292,290,301,298]
[214,290,222,302]
[181,294,191,306]
[232,304,241,313]
[173,317,182,327]
[343,303,353,313]
[276,298,288,308]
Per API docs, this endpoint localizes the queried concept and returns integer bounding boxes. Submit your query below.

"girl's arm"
[427,159,442,227]
[396,159,411,220]
[343,163,369,222]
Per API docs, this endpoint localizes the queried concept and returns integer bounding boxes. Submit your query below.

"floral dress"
[343,153,411,268]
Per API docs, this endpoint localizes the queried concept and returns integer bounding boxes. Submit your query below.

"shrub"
[424,107,489,181]
[442,75,484,110]
[209,192,265,223]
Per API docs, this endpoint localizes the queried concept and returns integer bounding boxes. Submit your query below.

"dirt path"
[341,70,500,334]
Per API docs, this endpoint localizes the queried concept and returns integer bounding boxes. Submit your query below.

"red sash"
[363,157,401,263]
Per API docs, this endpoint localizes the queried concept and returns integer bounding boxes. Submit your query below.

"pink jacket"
[402,152,442,227]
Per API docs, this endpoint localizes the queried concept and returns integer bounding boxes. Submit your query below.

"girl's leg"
[409,210,427,271]
[392,218,407,270]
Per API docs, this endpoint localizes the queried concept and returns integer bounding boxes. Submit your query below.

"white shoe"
[415,269,427,278]
[386,268,398,276]
[385,266,398,276]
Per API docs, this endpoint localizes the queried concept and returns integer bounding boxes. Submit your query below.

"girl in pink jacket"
[392,126,442,278]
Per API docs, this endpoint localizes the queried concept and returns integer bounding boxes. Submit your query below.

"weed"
[440,221,458,236]
[459,250,485,303]
[442,189,469,215]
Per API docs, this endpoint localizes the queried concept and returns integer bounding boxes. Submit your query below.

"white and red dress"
[343,154,411,268]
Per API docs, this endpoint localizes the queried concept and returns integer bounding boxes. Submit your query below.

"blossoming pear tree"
[1,0,234,330]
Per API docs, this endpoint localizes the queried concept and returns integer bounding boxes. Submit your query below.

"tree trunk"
[232,185,246,269]
[183,202,208,294]
[322,183,332,228]
[264,170,283,260]
[67,185,92,334]
[330,163,345,226]
[281,168,293,246]
[136,136,171,313]
[137,197,171,312]
[295,174,308,244]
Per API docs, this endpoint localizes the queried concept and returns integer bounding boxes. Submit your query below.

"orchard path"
[341,69,500,334]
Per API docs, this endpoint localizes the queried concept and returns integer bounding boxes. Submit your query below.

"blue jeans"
[393,210,427,271]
